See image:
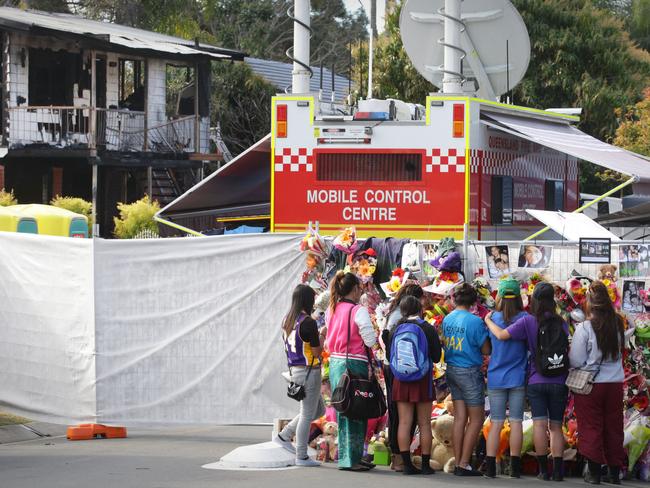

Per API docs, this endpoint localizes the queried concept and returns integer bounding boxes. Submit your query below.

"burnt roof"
[0,7,245,61]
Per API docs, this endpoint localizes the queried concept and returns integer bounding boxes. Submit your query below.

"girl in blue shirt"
[441,283,490,476]
[484,278,528,478]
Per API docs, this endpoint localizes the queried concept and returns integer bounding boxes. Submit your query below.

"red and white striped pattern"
[470,149,577,180]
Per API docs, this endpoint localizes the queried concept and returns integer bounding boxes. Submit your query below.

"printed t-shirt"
[487,311,528,389]
[506,314,569,385]
[441,309,488,368]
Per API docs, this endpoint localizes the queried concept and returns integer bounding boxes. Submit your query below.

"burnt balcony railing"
[7,106,207,154]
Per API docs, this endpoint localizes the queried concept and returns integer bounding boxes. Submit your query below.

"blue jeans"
[527,383,568,424]
[446,364,485,407]
[488,386,525,422]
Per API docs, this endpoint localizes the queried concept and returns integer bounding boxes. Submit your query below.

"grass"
[0,411,30,426]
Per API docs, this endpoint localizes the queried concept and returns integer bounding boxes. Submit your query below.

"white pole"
[442,0,463,94]
[292,0,311,94]
[367,30,373,99]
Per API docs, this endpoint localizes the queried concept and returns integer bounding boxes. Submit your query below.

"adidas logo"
[548,353,564,368]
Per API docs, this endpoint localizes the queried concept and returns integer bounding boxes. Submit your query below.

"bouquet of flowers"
[333,226,359,255]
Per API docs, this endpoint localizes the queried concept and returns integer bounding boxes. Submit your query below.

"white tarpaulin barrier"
[0,231,303,425]
[525,209,622,242]
[0,232,96,424]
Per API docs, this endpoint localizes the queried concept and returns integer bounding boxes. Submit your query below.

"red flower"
[392,267,405,278]
[365,248,377,257]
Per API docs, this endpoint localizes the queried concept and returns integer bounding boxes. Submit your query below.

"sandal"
[360,459,376,469]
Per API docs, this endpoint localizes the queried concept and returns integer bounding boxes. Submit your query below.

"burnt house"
[0,7,244,235]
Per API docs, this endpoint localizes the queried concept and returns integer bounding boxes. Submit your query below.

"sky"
[343,0,387,34]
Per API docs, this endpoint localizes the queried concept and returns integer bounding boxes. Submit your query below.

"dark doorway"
[95,56,107,109]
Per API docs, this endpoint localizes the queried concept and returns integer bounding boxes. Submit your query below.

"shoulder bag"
[331,306,387,420]
[566,358,603,395]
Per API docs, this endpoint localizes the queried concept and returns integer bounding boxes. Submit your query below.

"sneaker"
[296,457,321,467]
[272,433,295,454]
[456,465,482,477]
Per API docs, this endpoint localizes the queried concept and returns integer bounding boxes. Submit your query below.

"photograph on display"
[517,244,552,269]
[622,280,646,313]
[420,243,438,279]
[579,238,611,264]
[485,245,510,278]
[619,245,650,277]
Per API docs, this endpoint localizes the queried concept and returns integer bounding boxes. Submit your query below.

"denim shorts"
[446,364,485,407]
[488,387,525,422]
[527,383,568,424]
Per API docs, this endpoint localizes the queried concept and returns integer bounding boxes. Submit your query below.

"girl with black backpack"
[485,282,569,481]
[388,296,442,475]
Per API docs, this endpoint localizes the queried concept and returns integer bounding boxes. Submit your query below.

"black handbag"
[331,307,387,420]
[286,357,315,402]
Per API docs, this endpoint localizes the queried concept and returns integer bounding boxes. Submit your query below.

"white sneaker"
[272,433,296,454]
[296,457,321,467]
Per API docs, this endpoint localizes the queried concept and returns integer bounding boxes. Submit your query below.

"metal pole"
[292,0,311,94]
[442,0,463,94]
[367,27,373,99]
[92,163,99,237]
[147,166,153,197]
[90,50,96,150]
[523,176,638,241]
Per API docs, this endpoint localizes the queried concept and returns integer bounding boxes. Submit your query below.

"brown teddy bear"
[598,264,618,282]
[430,414,456,473]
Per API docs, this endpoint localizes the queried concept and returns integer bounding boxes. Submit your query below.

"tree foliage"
[0,189,17,207]
[51,195,93,235]
[614,88,650,156]
[113,195,160,239]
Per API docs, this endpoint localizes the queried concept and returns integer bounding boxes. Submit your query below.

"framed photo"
[420,243,438,279]
[517,244,552,269]
[579,238,611,264]
[485,245,510,278]
[619,245,650,278]
[622,280,645,313]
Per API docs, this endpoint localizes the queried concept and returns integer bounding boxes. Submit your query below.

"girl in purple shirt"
[486,282,569,481]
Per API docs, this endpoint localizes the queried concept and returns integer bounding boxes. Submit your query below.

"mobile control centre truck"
[270,95,579,241]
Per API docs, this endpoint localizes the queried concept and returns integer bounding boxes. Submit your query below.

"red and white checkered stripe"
[425,148,466,174]
[274,147,314,173]
[470,149,576,180]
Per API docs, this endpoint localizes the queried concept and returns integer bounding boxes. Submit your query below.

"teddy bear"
[318,421,338,462]
[430,414,456,473]
[598,264,618,282]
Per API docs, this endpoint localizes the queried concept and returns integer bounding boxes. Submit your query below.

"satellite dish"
[400,0,531,99]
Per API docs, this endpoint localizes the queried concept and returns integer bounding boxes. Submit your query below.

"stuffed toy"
[316,421,338,462]
[598,264,622,308]
[430,414,456,473]
[598,264,618,282]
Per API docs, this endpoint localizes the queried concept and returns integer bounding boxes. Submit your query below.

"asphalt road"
[0,425,646,488]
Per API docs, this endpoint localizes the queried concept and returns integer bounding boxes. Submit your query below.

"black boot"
[606,466,621,485]
[485,456,497,478]
[401,451,421,475]
[538,455,550,481]
[421,454,435,475]
[585,460,601,485]
[511,456,522,479]
[553,457,564,481]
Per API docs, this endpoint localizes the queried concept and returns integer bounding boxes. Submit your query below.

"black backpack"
[536,317,569,377]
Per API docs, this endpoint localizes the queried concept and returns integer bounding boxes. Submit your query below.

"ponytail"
[329,271,360,312]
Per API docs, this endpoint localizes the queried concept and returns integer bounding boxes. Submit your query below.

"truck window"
[597,201,610,216]
[545,179,565,211]
[491,175,513,225]
[315,152,422,181]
